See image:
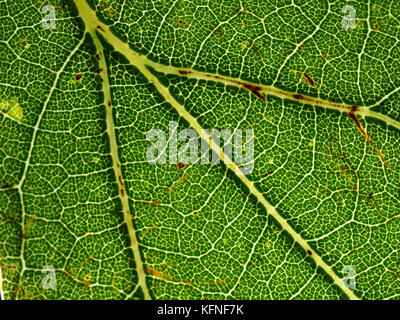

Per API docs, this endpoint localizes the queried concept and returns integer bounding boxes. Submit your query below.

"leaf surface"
[1,0,399,300]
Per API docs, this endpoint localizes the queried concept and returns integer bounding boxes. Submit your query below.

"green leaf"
[1,0,399,300]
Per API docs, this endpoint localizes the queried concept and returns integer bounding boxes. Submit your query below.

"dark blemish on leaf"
[121,189,125,196]
[118,176,123,186]
[242,83,266,101]
[349,109,366,135]
[64,270,73,277]
[348,106,391,169]
[100,78,104,82]
[97,25,105,32]
[216,27,224,38]
[96,68,103,73]
[178,19,184,25]
[293,94,304,100]
[146,266,165,279]
[307,250,312,255]
[75,74,82,81]
[95,53,101,60]
[350,105,359,113]
[150,200,160,207]
[108,210,121,215]
[108,100,111,107]
[303,72,315,87]
[177,162,185,169]
[374,23,379,30]
[250,41,263,60]
[297,46,302,51]
[193,211,198,215]
[178,70,191,75]
[168,176,187,195]
[204,297,209,300]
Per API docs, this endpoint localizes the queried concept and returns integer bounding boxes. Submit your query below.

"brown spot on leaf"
[64,270,73,277]
[216,27,224,38]
[108,210,121,215]
[293,94,304,100]
[250,41,263,60]
[350,105,359,113]
[149,200,160,207]
[303,72,315,87]
[242,83,265,101]
[374,23,380,31]
[177,162,185,170]
[348,106,391,169]
[168,176,188,195]
[307,250,312,255]
[84,277,90,287]
[146,266,165,279]
[75,74,82,81]
[97,25,105,32]
[178,70,191,75]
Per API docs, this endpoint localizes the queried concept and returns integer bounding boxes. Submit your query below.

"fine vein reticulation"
[1,0,399,301]
[70,0,388,300]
